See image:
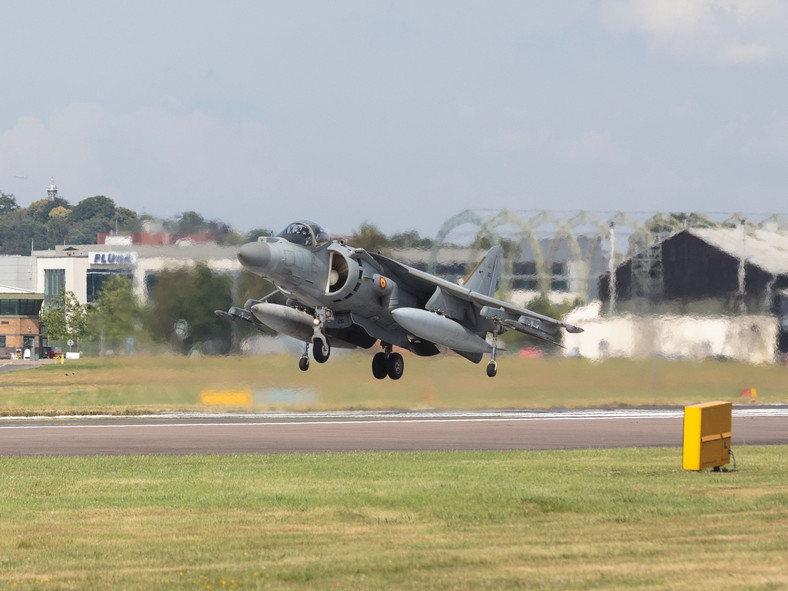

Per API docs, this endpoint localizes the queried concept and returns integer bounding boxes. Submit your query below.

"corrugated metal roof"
[689,228,788,276]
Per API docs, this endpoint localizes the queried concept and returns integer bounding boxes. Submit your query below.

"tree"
[246,228,273,242]
[27,198,71,223]
[146,263,234,354]
[0,191,18,216]
[114,207,140,232]
[48,206,71,220]
[86,276,147,354]
[66,218,110,244]
[40,289,87,348]
[0,216,48,254]
[173,210,207,234]
[349,221,387,252]
[71,195,116,223]
[470,230,519,259]
[388,230,432,249]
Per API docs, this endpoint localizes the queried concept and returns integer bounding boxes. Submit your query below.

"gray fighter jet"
[216,220,582,379]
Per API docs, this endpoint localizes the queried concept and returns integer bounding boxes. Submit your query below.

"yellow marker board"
[682,401,732,471]
[201,390,253,405]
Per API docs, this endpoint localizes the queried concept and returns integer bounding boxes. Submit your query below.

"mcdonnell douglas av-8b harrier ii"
[216,220,582,379]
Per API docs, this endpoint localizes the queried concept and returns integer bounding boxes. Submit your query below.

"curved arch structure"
[430,210,787,302]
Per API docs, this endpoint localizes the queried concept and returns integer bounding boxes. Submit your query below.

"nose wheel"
[312,337,330,363]
[311,308,331,364]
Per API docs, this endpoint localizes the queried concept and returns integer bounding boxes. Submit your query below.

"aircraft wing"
[370,252,583,341]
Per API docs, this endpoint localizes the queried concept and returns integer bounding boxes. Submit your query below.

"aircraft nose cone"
[237,241,271,270]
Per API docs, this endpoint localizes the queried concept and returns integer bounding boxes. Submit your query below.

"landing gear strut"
[372,344,404,380]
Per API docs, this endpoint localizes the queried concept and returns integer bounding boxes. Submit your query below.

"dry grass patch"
[1,354,787,414]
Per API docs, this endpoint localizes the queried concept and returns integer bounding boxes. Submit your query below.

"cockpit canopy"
[276,220,331,248]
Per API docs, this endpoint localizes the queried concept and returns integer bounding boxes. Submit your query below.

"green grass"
[1,354,787,414]
[0,448,786,590]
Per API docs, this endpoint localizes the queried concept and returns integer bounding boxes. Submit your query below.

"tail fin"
[463,245,502,297]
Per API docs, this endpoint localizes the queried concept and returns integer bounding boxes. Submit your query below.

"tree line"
[1,190,438,256]
[41,264,276,356]
[0,190,277,255]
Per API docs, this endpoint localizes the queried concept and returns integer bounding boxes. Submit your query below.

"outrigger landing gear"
[299,343,310,371]
[372,344,404,380]
[486,329,500,378]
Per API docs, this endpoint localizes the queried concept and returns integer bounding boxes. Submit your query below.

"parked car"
[43,346,62,359]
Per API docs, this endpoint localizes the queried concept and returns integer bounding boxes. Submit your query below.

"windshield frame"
[276,220,331,248]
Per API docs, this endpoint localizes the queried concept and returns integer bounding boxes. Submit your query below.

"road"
[1,407,786,456]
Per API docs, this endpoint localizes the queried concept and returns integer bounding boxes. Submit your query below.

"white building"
[31,243,241,305]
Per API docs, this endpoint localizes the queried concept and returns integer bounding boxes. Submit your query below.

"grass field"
[0,448,786,590]
[2,355,786,589]
[1,354,787,414]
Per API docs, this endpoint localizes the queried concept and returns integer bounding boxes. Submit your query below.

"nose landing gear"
[311,307,331,364]
[312,336,330,363]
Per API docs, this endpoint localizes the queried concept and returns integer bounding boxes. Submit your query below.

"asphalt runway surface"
[1,407,786,456]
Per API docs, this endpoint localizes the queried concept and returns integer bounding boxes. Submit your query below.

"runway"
[1,407,786,456]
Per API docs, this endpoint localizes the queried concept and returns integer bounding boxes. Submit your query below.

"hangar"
[599,227,788,312]
[595,227,788,356]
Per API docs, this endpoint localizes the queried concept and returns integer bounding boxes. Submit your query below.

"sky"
[2,0,788,237]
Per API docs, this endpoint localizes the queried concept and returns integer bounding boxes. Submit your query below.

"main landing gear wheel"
[372,352,388,380]
[312,338,330,363]
[386,352,404,380]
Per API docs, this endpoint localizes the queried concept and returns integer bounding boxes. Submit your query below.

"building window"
[0,336,5,348]
[86,271,133,303]
[0,299,43,316]
[551,262,568,292]
[44,269,66,303]
[512,261,538,290]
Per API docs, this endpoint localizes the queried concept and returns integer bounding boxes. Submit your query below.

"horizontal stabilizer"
[480,305,569,348]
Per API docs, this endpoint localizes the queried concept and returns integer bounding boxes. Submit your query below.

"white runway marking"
[1,406,786,430]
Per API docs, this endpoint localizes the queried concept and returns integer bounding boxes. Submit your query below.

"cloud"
[0,105,106,194]
[600,0,788,65]
[0,104,269,225]
[482,129,524,152]
[560,130,628,165]
[108,108,269,215]
[705,113,788,161]
[760,116,788,159]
